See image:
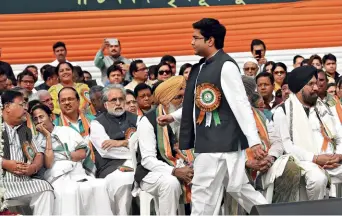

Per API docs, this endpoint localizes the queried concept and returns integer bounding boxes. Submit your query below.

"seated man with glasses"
[17,70,37,97]
[1,90,54,215]
[134,83,153,116]
[90,84,137,215]
[125,59,154,91]
[125,89,138,115]
[53,87,96,170]
[12,87,37,136]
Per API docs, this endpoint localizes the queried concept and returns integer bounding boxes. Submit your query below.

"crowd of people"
[0,17,341,215]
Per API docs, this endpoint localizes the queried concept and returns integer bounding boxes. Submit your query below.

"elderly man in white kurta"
[90,84,136,215]
[273,66,342,200]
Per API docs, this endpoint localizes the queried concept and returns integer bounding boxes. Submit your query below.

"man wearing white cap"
[94,38,131,84]
[243,58,259,77]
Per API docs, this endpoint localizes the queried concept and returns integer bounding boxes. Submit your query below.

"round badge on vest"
[195,83,222,127]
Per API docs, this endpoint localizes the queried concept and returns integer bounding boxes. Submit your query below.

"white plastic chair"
[330,177,342,197]
[139,190,160,215]
[129,133,185,215]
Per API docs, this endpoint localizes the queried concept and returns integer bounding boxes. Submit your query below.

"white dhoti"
[191,153,268,215]
[140,172,182,215]
[14,190,54,215]
[105,169,134,215]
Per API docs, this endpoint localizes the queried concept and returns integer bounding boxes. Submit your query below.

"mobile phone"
[255,50,262,58]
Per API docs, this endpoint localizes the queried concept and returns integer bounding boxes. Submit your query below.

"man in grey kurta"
[94,38,131,84]
[1,90,54,215]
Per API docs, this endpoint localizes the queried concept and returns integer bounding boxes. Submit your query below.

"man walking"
[179,18,267,214]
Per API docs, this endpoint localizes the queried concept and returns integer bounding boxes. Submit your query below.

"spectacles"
[137,67,148,72]
[107,97,125,104]
[244,67,257,71]
[60,97,77,104]
[274,71,286,76]
[158,70,171,75]
[21,80,35,85]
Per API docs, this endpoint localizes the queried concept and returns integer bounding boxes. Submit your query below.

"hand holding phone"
[255,50,262,59]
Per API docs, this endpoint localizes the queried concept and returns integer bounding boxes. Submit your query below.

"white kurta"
[272,100,340,199]
[90,118,136,215]
[3,123,54,215]
[34,126,112,215]
[137,116,182,215]
[174,51,267,214]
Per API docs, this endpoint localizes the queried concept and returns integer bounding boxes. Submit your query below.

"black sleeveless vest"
[179,49,248,153]
[94,112,138,178]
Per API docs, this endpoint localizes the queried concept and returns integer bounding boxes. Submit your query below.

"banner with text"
[2,0,298,14]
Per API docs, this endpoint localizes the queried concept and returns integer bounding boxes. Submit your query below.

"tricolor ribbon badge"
[195,83,222,127]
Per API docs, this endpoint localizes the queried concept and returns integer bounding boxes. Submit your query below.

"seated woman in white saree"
[30,104,113,215]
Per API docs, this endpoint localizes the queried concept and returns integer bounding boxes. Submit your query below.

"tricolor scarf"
[55,111,96,174]
[137,108,144,117]
[246,108,270,179]
[325,94,342,124]
[26,113,38,136]
[156,105,195,204]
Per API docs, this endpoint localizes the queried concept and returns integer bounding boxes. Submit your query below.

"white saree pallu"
[35,126,113,215]
[48,162,112,215]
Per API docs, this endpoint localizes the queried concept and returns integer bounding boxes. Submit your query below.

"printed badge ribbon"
[195,83,221,127]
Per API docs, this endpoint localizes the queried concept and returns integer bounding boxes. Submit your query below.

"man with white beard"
[90,84,136,215]
[136,76,194,215]
[243,58,259,77]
